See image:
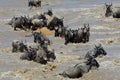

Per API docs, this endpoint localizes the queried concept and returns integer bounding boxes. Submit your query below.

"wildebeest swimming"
[64,24,90,45]
[47,17,64,30]
[84,44,107,59]
[20,44,56,64]
[28,0,41,9]
[54,25,68,38]
[9,16,31,31]
[105,3,120,18]
[33,32,51,47]
[59,57,99,78]
[12,40,28,52]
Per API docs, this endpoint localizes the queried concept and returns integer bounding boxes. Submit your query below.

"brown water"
[0,0,120,80]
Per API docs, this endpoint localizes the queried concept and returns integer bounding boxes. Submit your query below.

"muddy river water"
[0,0,120,80]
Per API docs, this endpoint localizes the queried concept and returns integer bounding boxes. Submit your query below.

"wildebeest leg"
[82,38,86,43]
[87,37,89,42]
[65,39,69,45]
[13,24,17,31]
[55,30,59,37]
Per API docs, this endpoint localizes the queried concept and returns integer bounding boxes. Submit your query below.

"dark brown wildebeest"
[105,3,120,18]
[12,40,28,53]
[28,0,41,9]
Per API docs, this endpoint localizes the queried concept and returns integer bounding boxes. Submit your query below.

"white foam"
[53,7,92,12]
[0,71,23,80]
[0,18,11,22]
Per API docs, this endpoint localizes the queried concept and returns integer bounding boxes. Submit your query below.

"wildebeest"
[20,44,56,64]
[105,3,120,18]
[10,16,31,31]
[64,24,90,45]
[59,57,99,78]
[47,16,64,30]
[28,0,41,9]
[82,24,90,43]
[44,9,53,16]
[85,44,107,59]
[27,13,48,30]
[31,19,44,30]
[8,16,19,25]
[54,26,67,37]
[33,32,51,47]
[20,46,37,60]
[34,45,56,64]
[12,40,28,52]
[64,29,73,45]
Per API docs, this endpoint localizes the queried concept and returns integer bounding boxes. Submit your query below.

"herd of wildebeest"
[6,0,120,78]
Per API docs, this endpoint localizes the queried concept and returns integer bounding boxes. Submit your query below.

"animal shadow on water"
[59,57,99,78]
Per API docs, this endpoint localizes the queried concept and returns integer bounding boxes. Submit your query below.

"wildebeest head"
[105,3,113,17]
[84,44,107,59]
[46,49,56,62]
[33,32,42,43]
[19,41,28,52]
[33,32,39,43]
[20,47,37,61]
[48,9,53,16]
[94,44,107,57]
[12,40,28,53]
